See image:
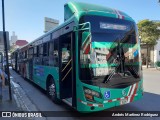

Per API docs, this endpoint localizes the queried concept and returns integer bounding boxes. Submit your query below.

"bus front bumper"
[77,91,143,113]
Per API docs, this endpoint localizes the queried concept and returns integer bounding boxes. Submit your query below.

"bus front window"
[79,15,141,88]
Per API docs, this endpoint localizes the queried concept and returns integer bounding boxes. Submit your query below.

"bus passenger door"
[59,32,76,107]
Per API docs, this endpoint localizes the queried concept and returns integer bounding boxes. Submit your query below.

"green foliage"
[138,19,160,46]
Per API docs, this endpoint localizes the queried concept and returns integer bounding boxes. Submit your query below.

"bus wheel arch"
[46,75,61,104]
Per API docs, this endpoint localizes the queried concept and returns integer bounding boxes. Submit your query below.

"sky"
[0,0,160,42]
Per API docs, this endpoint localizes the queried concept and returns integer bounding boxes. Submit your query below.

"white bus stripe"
[127,86,132,96]
[128,84,136,102]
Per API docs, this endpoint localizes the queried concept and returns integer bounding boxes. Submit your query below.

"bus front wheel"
[47,78,60,104]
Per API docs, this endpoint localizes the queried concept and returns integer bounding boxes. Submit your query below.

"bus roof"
[66,1,134,21]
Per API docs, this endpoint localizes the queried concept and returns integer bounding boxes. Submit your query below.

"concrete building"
[141,39,160,67]
[154,39,160,63]
[10,31,18,46]
[44,17,59,33]
[10,32,28,51]
[141,20,160,67]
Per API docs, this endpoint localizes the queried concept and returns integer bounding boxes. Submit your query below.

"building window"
[159,51,160,56]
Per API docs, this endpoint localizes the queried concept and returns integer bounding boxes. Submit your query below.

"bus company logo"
[122,89,127,96]
[104,91,111,99]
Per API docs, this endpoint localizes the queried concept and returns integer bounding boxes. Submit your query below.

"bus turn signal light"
[83,87,101,99]
[85,94,93,100]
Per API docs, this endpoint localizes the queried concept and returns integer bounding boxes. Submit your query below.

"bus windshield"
[79,15,141,88]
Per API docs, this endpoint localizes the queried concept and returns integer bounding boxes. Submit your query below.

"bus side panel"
[33,65,47,89]
[33,65,60,97]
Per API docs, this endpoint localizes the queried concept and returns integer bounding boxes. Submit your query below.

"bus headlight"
[83,87,101,101]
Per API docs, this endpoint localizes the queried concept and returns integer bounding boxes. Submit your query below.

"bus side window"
[0,53,2,63]
[62,44,70,64]
[49,41,54,66]
[43,42,48,56]
[0,52,3,69]
[43,42,49,66]
[40,44,43,57]
[22,52,24,59]
[33,46,37,64]
[54,39,58,67]
[35,45,42,65]
[37,46,39,57]
[34,46,37,57]
[25,50,27,59]
[49,41,54,56]
[28,48,34,59]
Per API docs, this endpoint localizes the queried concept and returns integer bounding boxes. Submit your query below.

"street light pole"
[2,0,12,101]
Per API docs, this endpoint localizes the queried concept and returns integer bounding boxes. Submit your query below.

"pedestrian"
[0,68,5,101]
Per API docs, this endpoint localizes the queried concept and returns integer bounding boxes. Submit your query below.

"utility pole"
[2,0,12,101]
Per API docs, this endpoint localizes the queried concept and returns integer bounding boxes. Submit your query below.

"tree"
[138,19,160,68]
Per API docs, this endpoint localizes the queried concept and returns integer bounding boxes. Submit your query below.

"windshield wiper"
[104,69,115,83]
[104,40,126,83]
[116,40,125,74]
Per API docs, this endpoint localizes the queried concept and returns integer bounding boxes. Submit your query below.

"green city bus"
[0,52,3,69]
[13,2,143,112]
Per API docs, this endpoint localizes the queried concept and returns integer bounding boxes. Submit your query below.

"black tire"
[47,78,61,104]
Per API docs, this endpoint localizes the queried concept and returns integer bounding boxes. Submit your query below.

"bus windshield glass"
[79,15,141,88]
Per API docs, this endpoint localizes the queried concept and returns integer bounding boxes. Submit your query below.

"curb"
[11,77,46,120]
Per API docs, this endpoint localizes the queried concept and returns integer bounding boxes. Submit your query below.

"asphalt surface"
[10,68,160,120]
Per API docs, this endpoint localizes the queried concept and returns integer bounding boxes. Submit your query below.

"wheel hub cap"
[49,84,55,97]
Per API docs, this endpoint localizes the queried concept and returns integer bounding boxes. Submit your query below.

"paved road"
[10,68,160,120]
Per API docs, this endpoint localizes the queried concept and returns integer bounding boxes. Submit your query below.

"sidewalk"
[1,71,46,120]
[0,86,18,111]
[142,66,160,71]
[0,86,20,120]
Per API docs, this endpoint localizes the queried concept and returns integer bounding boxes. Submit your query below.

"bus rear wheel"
[47,78,60,104]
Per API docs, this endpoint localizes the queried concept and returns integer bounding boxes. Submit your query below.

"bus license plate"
[120,98,128,105]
